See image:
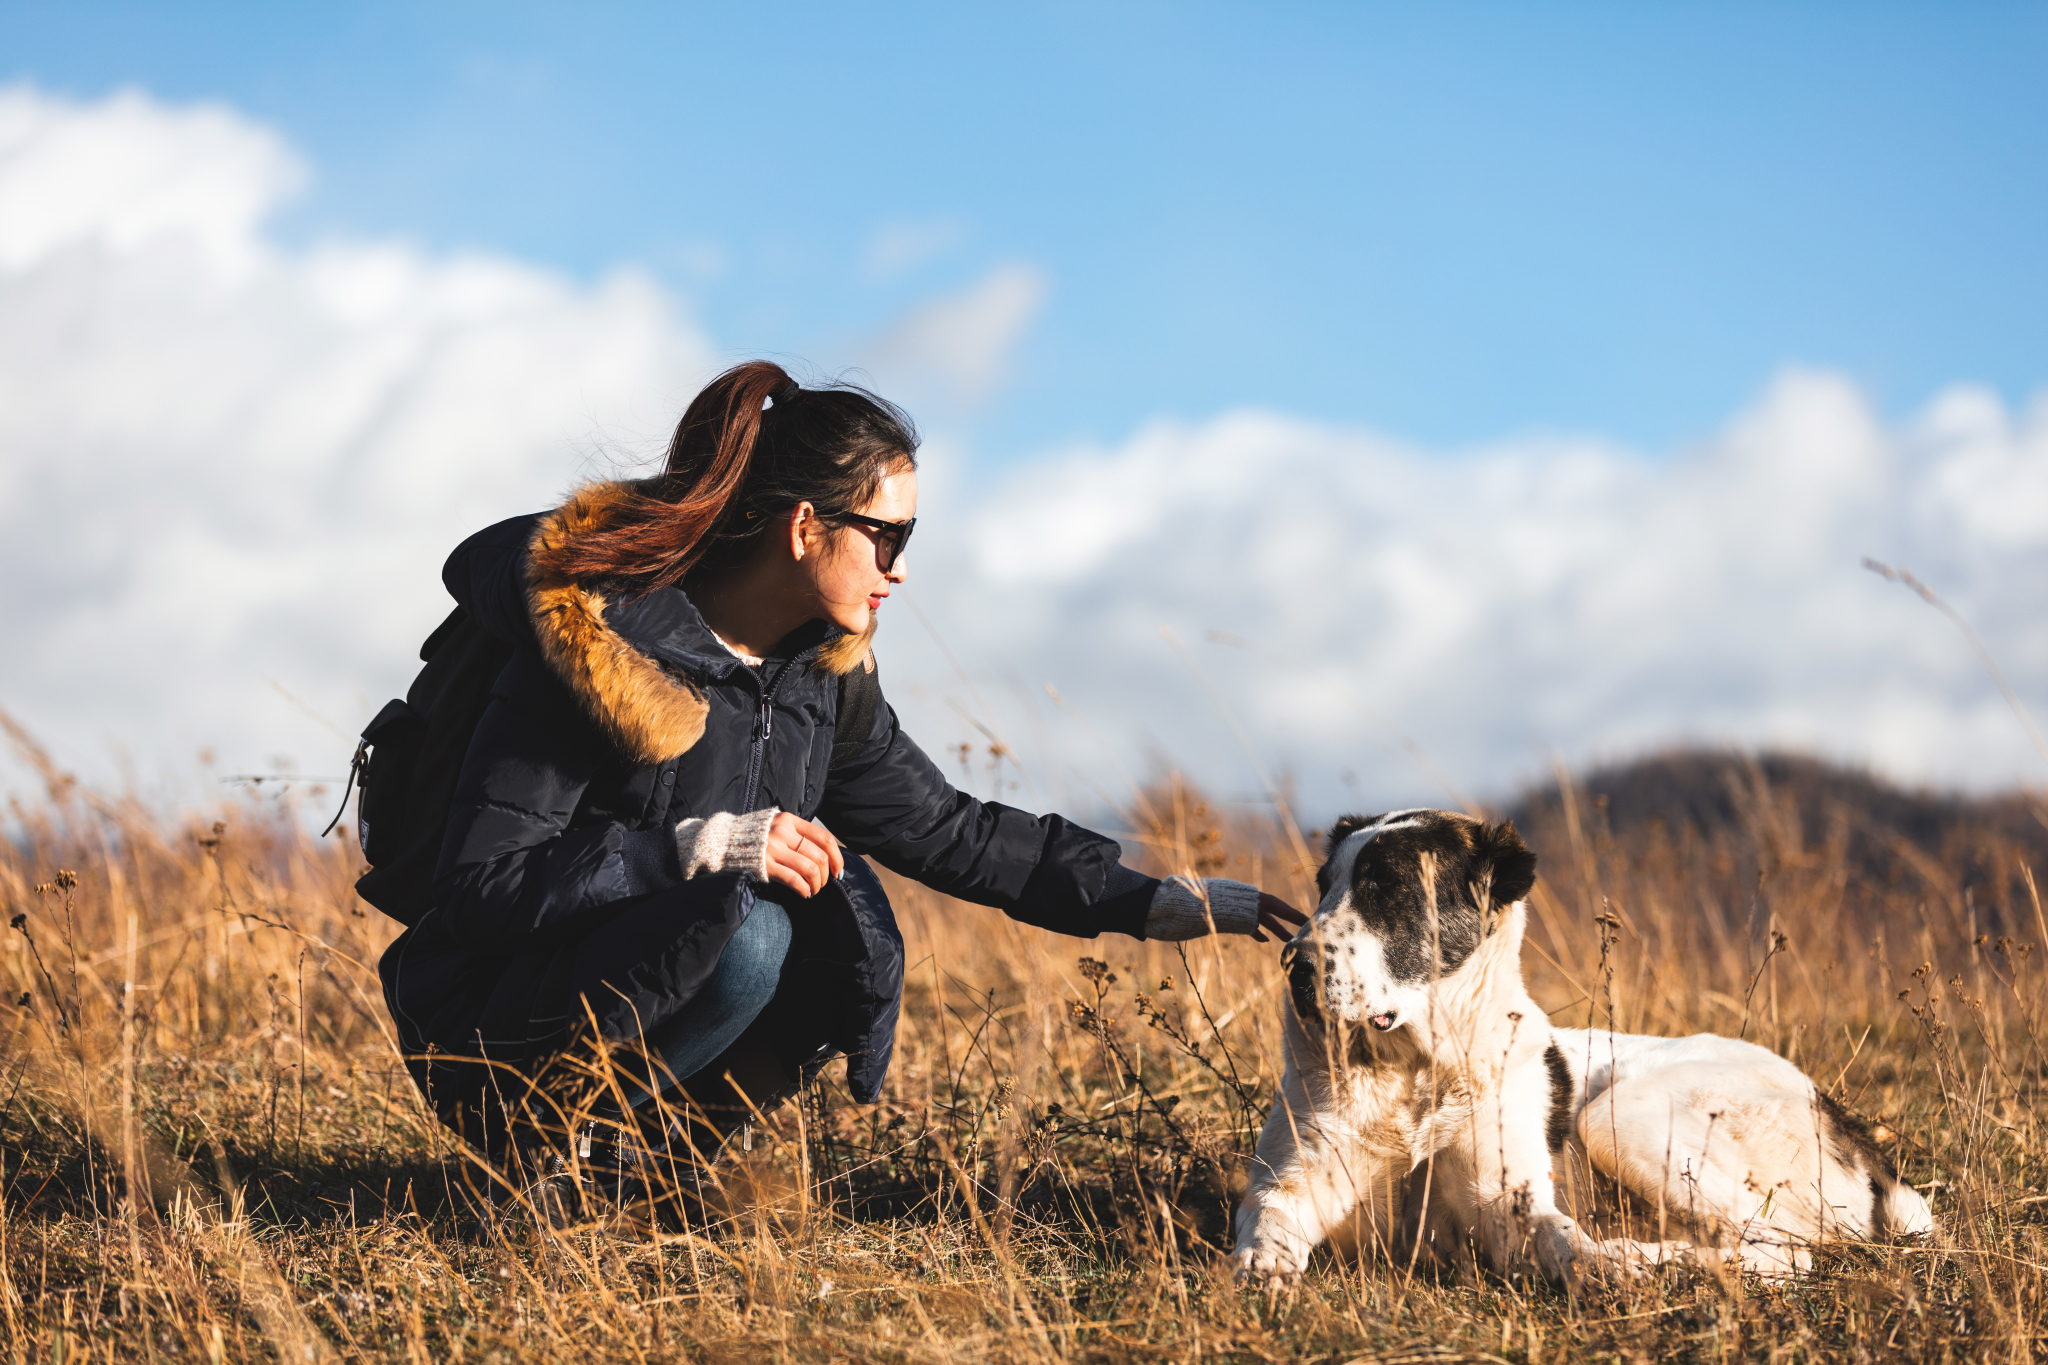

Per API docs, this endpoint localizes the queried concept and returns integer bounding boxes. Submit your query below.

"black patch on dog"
[1318,812,1541,985]
[1814,1090,1900,1181]
[1473,820,1538,907]
[1869,1174,1890,1238]
[1544,1041,1573,1156]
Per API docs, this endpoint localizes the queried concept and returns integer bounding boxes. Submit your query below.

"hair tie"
[770,380,802,409]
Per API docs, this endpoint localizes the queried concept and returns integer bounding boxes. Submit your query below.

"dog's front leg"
[1231,1050,1369,1283]
[1467,1056,1604,1286]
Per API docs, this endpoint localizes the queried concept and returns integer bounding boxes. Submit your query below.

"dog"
[1230,809,1934,1285]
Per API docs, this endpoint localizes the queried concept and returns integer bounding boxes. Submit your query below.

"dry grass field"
[3,725,2045,1364]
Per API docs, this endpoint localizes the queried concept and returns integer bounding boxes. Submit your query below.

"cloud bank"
[917,380,2047,811]
[1,85,2043,820]
[0,84,716,791]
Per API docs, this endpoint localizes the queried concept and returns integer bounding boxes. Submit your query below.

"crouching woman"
[376,360,1304,1187]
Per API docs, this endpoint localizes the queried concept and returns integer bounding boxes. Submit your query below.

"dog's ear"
[1324,814,1379,857]
[1473,819,1537,906]
[1316,814,1379,896]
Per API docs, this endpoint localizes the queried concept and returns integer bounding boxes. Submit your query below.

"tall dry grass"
[3,730,2045,1363]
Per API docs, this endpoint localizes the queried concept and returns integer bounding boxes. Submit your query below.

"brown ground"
[3,742,2043,1363]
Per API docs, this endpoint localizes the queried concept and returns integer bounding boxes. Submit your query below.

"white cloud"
[0,85,301,276]
[0,84,717,795]
[1,84,2043,822]
[859,262,1046,410]
[903,376,2048,811]
[861,217,966,281]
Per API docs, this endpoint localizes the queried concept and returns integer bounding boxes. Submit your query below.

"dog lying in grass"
[1230,809,1935,1285]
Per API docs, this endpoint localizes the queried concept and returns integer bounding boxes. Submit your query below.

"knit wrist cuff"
[1143,876,1263,940]
[674,808,780,882]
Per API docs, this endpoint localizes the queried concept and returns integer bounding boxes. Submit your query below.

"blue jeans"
[629,897,791,1104]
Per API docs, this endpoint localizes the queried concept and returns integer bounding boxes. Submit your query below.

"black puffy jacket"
[379,482,1158,1130]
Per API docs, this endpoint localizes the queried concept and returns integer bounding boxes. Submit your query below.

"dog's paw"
[1229,1241,1308,1287]
[1526,1213,1581,1285]
[1528,1215,1646,1288]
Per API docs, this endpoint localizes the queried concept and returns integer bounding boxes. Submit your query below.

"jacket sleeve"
[431,652,686,951]
[817,698,1157,938]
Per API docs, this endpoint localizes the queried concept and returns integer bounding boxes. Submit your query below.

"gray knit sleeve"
[674,808,779,883]
[1142,876,1263,940]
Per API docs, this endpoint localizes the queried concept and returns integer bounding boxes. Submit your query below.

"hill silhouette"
[1504,748,2048,947]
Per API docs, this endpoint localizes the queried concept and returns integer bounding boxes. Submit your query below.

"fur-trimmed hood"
[519,480,874,765]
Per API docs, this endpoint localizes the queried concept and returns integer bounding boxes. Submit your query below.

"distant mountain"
[1503,749,2047,943]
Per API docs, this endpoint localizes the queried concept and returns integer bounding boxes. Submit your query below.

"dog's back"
[1549,1026,1933,1268]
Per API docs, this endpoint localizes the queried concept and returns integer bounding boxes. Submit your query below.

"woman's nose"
[886,553,907,585]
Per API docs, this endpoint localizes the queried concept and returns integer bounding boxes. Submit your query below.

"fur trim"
[525,483,709,764]
[523,481,879,762]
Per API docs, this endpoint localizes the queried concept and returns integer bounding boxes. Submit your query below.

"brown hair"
[547,360,919,595]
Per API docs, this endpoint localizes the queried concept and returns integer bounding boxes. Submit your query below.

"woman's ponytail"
[656,358,789,519]
[547,359,917,596]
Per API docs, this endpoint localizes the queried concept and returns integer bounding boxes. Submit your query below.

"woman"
[378,360,1305,1183]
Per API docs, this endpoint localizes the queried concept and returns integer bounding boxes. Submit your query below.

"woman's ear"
[786,501,817,561]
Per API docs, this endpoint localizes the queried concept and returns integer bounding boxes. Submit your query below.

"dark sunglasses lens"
[843,515,913,571]
[871,520,911,571]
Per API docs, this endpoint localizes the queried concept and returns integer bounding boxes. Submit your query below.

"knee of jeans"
[721,899,793,998]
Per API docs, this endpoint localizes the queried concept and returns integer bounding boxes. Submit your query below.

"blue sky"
[6,1,2043,461]
[2,2,2044,813]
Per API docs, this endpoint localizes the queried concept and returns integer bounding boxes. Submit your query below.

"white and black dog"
[1231,809,1934,1285]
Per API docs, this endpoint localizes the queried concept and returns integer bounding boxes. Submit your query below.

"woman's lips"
[867,593,885,609]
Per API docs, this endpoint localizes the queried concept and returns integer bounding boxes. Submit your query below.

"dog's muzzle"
[1283,940,1325,1027]
[1284,939,1400,1034]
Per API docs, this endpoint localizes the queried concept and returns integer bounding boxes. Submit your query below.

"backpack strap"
[830,656,881,773]
[351,609,515,926]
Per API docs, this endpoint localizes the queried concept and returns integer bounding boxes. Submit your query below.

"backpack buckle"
[320,739,370,839]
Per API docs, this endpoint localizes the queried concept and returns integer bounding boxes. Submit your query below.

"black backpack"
[333,608,883,927]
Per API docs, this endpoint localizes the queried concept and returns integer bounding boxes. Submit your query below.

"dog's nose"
[1287,944,1325,1025]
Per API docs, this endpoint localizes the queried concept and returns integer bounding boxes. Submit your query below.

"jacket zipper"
[742,657,798,812]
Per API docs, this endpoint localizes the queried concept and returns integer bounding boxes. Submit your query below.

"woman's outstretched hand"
[763,812,845,898]
[1250,892,1310,944]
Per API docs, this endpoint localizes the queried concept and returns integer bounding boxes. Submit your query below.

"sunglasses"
[828,512,916,572]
